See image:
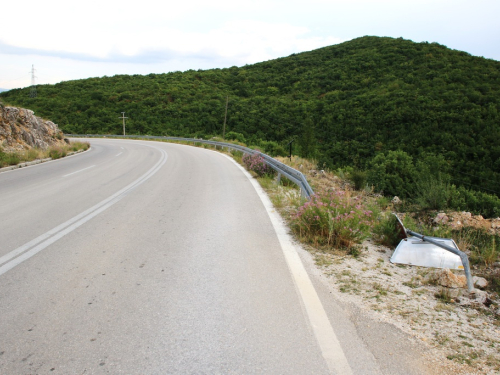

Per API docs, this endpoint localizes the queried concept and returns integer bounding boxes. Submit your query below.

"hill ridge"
[1,36,499,200]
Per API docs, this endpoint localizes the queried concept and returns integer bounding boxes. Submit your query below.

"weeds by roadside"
[242,152,275,177]
[0,141,90,168]
[291,191,375,252]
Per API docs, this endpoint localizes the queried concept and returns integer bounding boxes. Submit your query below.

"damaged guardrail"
[390,214,474,292]
[66,134,315,199]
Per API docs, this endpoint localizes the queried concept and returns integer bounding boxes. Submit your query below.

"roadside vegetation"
[0,141,90,168]
[2,36,500,218]
[242,152,500,373]
[251,154,500,293]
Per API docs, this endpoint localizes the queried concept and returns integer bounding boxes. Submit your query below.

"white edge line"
[220,152,353,375]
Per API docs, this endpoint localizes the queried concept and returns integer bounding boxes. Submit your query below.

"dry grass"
[0,141,90,168]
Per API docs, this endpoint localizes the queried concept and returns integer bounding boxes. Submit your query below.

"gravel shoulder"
[297,233,499,374]
[251,155,500,374]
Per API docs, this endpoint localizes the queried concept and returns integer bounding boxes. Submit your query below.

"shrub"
[462,229,500,266]
[48,147,67,159]
[0,152,20,167]
[349,170,367,190]
[372,214,403,248]
[367,150,417,198]
[291,191,375,250]
[259,140,287,157]
[25,148,40,161]
[414,173,455,211]
[449,186,500,219]
[242,153,275,177]
[225,131,247,144]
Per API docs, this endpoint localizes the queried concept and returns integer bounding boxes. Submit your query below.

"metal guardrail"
[66,134,315,199]
[392,214,474,292]
[406,229,474,292]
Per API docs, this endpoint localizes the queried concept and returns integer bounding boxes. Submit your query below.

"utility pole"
[223,95,229,139]
[29,64,37,98]
[287,137,296,162]
[119,112,128,135]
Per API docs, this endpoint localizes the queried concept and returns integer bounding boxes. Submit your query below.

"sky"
[1,0,499,90]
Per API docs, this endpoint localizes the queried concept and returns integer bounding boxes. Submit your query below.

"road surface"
[0,139,448,374]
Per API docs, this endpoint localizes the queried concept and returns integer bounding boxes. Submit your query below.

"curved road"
[0,139,446,374]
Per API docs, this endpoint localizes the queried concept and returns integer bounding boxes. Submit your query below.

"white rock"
[473,276,488,289]
[434,212,449,224]
[470,289,489,305]
[392,196,401,204]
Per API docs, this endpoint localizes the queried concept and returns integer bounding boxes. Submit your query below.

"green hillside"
[2,36,500,214]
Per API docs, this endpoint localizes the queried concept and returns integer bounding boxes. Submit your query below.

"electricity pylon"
[29,64,37,98]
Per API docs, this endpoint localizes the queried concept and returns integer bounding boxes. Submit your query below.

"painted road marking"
[62,165,95,177]
[224,153,353,375]
[0,148,167,275]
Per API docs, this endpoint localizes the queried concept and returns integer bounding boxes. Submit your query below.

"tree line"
[2,36,500,216]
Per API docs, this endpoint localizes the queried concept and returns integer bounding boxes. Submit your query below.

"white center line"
[115,152,122,157]
[0,148,168,276]
[62,165,95,177]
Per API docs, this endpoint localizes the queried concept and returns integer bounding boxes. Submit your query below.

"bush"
[291,191,375,250]
[372,213,407,248]
[414,174,455,211]
[367,150,417,198]
[48,147,67,159]
[0,152,20,166]
[242,153,275,177]
[349,170,367,190]
[259,140,287,157]
[449,187,500,219]
[225,131,247,144]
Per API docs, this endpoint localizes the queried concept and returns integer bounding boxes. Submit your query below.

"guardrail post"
[276,172,281,185]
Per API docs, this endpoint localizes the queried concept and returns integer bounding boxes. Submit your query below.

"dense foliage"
[2,36,499,215]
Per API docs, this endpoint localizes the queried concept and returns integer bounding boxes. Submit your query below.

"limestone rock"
[434,212,449,224]
[473,276,489,289]
[469,289,490,305]
[432,268,467,289]
[448,288,465,299]
[392,196,401,204]
[0,105,65,151]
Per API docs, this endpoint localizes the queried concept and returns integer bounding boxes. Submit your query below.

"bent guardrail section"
[66,134,315,199]
[391,214,474,292]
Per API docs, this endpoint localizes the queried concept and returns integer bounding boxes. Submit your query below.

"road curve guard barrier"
[66,134,315,200]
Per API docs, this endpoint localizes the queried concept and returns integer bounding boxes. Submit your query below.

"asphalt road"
[0,139,446,374]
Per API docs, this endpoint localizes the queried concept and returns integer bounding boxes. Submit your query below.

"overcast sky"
[1,0,499,90]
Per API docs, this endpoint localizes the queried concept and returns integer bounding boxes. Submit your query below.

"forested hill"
[1,36,500,200]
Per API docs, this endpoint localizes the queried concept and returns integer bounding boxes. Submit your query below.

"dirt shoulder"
[304,237,499,374]
[258,156,500,374]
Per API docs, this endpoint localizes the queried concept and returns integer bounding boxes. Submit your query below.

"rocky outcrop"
[0,105,65,151]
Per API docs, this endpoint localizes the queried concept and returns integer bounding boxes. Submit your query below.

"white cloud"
[1,18,342,65]
[1,0,498,89]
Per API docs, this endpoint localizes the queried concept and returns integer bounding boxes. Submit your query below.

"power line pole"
[223,95,229,139]
[119,112,128,135]
[29,64,37,98]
